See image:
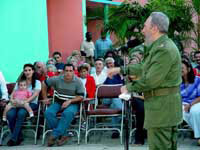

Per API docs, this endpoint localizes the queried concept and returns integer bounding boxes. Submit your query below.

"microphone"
[114,39,141,53]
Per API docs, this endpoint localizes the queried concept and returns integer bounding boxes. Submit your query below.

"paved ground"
[1,130,200,150]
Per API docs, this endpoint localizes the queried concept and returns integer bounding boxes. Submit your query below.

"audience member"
[53,51,65,73]
[190,51,197,68]
[193,51,200,76]
[91,58,107,86]
[46,58,56,66]
[2,79,34,125]
[123,44,146,145]
[46,64,58,97]
[78,64,96,98]
[95,29,112,59]
[0,71,9,125]
[103,57,123,139]
[6,64,41,146]
[72,50,85,66]
[46,64,58,78]
[105,51,123,67]
[194,51,200,69]
[80,32,95,66]
[104,57,123,85]
[181,59,200,146]
[66,56,79,76]
[34,61,47,82]
[128,51,146,145]
[42,64,85,147]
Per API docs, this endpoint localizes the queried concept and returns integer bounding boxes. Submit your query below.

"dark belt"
[143,86,180,99]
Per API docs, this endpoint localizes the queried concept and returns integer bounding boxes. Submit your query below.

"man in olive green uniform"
[108,12,182,150]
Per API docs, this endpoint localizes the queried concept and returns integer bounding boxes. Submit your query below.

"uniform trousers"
[148,126,178,150]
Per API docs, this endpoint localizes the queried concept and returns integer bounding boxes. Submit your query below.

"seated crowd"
[0,43,200,147]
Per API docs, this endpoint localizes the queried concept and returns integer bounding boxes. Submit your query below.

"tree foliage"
[191,0,200,50]
[105,0,194,44]
[105,2,150,43]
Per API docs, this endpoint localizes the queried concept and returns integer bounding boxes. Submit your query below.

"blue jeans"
[6,103,38,142]
[103,98,122,127]
[44,102,79,138]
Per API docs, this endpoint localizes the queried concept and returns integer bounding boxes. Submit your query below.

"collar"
[61,75,76,82]
[100,38,109,41]
[144,34,168,55]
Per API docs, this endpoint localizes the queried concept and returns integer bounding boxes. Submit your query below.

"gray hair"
[150,12,169,33]
[105,57,115,63]
[46,57,56,65]
[46,64,57,72]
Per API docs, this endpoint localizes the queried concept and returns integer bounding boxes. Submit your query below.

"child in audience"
[46,64,58,97]
[46,64,58,77]
[2,79,34,123]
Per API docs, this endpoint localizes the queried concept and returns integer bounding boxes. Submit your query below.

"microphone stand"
[122,55,130,150]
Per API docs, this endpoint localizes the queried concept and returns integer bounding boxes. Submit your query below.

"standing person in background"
[108,12,182,150]
[95,29,112,59]
[0,71,9,126]
[53,51,65,73]
[81,32,95,66]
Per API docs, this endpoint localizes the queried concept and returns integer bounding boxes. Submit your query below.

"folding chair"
[42,90,83,145]
[178,121,193,140]
[0,83,42,145]
[85,84,124,144]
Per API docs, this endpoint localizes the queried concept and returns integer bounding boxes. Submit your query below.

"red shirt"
[193,68,200,77]
[78,74,96,98]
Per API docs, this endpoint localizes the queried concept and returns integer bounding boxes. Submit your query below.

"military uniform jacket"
[125,35,182,129]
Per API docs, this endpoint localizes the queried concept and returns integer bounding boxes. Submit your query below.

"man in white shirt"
[91,58,107,86]
[80,32,95,66]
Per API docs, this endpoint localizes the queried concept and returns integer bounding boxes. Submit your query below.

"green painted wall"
[0,0,49,82]
[82,0,87,39]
